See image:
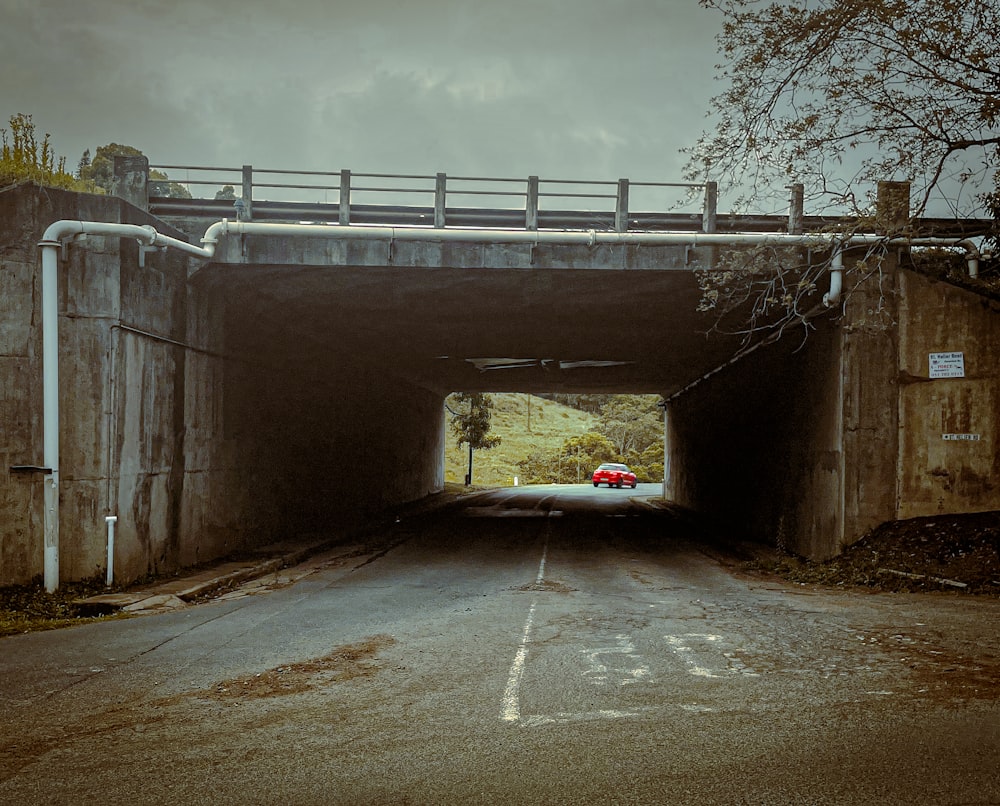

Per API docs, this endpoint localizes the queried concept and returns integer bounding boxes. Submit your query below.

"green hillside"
[444,393,596,486]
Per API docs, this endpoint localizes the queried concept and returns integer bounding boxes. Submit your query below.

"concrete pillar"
[838,181,907,547]
[112,155,149,211]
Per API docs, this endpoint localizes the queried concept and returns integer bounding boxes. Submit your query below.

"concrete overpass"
[1,164,997,590]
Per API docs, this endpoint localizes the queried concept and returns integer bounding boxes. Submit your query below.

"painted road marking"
[501,538,549,723]
[502,554,759,725]
[519,709,648,728]
[664,633,759,678]
[580,634,651,687]
[500,600,537,723]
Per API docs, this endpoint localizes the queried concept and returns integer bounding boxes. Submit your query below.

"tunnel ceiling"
[209,261,747,396]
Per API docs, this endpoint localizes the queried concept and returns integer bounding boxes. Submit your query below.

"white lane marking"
[519,709,647,728]
[464,508,558,518]
[535,540,548,585]
[581,634,651,687]
[501,537,549,723]
[665,633,759,678]
[501,600,537,723]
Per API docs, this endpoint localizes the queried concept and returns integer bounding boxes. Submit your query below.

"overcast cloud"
[1,0,721,193]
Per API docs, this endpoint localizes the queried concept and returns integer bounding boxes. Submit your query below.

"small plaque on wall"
[929,352,965,378]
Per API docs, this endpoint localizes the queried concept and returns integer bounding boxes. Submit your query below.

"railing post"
[435,173,447,228]
[112,154,149,211]
[702,181,718,233]
[526,175,539,231]
[240,165,253,221]
[788,183,804,234]
[339,169,351,226]
[615,178,629,232]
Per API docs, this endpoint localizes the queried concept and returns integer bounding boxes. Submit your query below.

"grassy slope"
[444,393,596,486]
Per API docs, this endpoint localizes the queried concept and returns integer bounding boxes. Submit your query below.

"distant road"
[2,486,999,804]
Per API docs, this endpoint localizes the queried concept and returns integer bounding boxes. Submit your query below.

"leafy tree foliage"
[80,143,191,198]
[449,392,501,483]
[515,396,665,484]
[0,113,86,190]
[79,143,141,192]
[517,432,618,484]
[539,394,612,414]
[215,185,237,200]
[76,148,91,179]
[450,392,501,451]
[596,395,662,457]
[688,0,1000,219]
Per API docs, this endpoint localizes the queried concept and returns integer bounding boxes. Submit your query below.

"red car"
[592,463,637,488]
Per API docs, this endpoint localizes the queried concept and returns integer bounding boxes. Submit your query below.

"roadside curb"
[75,490,474,615]
[75,539,331,614]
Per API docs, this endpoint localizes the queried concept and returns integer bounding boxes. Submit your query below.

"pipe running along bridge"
[1,156,996,591]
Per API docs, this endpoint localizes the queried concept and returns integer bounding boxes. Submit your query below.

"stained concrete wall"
[664,318,846,559]
[897,271,1000,517]
[1,185,445,586]
[666,258,1000,560]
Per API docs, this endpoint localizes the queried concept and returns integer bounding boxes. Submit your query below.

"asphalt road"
[2,485,999,805]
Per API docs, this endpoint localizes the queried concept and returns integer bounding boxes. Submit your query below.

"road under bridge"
[1,174,997,588]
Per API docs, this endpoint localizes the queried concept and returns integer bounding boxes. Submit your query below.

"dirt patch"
[866,626,1000,703]
[514,580,576,593]
[0,578,130,637]
[196,635,396,701]
[746,511,1000,594]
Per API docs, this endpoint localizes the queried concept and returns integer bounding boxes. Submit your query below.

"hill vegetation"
[444,393,663,487]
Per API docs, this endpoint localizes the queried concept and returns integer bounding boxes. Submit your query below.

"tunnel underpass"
[3,184,997,589]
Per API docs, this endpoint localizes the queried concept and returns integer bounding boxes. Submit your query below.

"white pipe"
[957,239,981,278]
[41,241,60,592]
[201,218,982,254]
[37,221,214,591]
[105,515,118,586]
[823,247,844,307]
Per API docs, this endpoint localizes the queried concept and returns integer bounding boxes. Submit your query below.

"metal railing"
[148,164,716,233]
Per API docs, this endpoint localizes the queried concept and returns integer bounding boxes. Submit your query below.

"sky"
[0,0,723,209]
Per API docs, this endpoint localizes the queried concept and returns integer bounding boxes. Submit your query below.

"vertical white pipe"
[105,516,118,586]
[823,246,844,307]
[37,221,216,593]
[41,243,60,592]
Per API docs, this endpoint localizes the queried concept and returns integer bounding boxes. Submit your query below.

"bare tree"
[688,0,999,218]
[685,0,999,340]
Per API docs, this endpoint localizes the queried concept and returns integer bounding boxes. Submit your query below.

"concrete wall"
[897,271,1000,517]
[0,184,250,584]
[1,185,446,586]
[665,319,845,558]
[666,258,1000,560]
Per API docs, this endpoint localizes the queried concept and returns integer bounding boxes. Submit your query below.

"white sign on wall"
[942,433,981,442]
[929,351,965,378]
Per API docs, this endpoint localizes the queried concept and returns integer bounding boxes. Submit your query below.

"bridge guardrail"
[148,165,715,232]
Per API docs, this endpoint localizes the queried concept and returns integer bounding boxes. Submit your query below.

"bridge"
[1,156,996,591]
